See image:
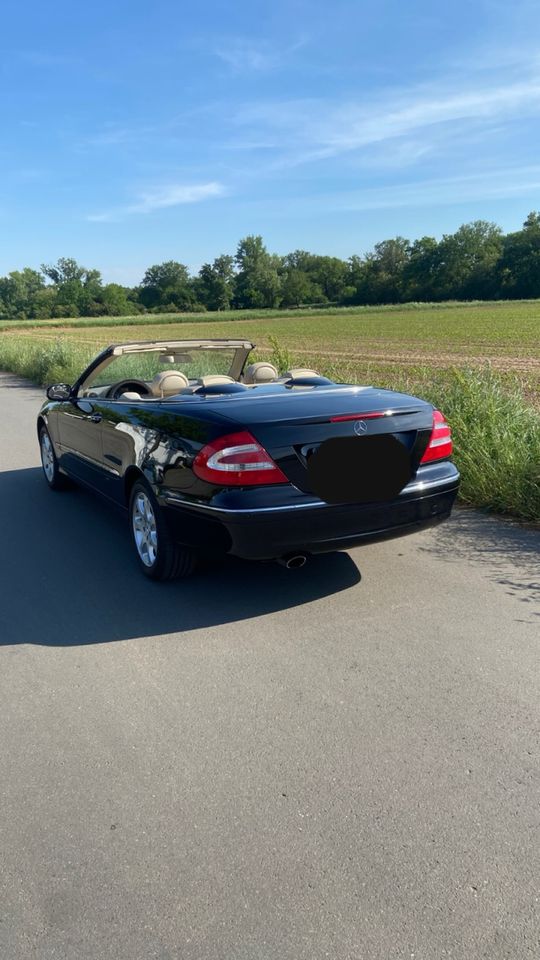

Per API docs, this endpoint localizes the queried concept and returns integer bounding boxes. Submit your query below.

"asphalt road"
[1,370,539,960]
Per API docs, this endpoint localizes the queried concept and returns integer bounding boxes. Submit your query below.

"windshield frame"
[74,339,255,396]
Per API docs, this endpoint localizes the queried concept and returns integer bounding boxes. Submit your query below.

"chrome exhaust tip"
[277,553,308,570]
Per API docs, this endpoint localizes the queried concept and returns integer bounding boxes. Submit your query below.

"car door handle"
[89,413,102,423]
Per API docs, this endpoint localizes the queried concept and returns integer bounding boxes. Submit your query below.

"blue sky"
[2,0,540,284]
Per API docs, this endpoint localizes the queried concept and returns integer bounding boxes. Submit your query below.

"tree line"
[2,213,540,320]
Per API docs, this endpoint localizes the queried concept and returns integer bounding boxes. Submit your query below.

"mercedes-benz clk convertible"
[38,339,460,579]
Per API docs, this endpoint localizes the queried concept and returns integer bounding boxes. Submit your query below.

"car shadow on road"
[420,507,540,615]
[1,467,361,646]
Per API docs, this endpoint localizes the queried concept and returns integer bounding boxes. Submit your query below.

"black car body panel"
[162,461,459,560]
[38,340,460,563]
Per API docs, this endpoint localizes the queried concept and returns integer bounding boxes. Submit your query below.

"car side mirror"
[46,383,73,401]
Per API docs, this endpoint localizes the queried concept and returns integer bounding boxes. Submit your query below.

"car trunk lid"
[202,384,434,499]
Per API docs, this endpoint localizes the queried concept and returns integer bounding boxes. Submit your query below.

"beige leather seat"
[243,362,278,384]
[196,375,235,387]
[177,374,236,396]
[119,391,144,401]
[283,368,320,379]
[150,370,189,398]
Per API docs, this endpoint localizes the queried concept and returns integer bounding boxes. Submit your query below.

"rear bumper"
[161,460,460,560]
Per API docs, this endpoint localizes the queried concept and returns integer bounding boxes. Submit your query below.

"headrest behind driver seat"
[150,370,189,398]
[196,375,235,387]
[119,391,143,401]
[282,368,320,380]
[244,362,278,384]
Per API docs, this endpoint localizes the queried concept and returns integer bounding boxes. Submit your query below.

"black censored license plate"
[307,435,412,504]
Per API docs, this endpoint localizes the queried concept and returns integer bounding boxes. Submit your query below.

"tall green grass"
[1,336,539,522]
[418,367,540,521]
[0,336,95,387]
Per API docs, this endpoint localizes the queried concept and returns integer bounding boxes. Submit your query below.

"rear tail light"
[193,430,288,486]
[420,409,453,463]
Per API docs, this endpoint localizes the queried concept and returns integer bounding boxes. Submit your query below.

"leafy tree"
[435,221,503,299]
[307,256,349,302]
[499,212,540,298]
[280,268,314,307]
[402,237,440,301]
[0,268,46,318]
[41,257,87,285]
[367,238,411,303]
[196,255,235,310]
[234,236,281,308]
[141,260,190,291]
[281,251,326,303]
[282,250,315,272]
[31,287,57,319]
[139,260,195,310]
[348,239,411,304]
[523,211,540,230]
[101,283,132,316]
[53,279,82,317]
[346,255,368,303]
[78,271,105,316]
[40,258,105,317]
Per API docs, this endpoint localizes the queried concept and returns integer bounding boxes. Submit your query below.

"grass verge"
[1,336,538,522]
[415,367,540,521]
[0,337,96,387]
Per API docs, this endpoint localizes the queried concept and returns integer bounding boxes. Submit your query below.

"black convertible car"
[38,339,459,579]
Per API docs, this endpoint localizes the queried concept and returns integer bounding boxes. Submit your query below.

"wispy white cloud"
[446,40,540,74]
[82,103,222,150]
[85,125,152,147]
[87,181,226,222]
[285,165,540,215]
[231,72,540,172]
[213,35,307,73]
[79,40,540,226]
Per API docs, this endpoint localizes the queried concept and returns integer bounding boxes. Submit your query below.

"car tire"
[129,479,198,580]
[39,425,68,490]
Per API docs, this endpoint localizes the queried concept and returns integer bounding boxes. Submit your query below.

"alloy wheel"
[132,490,158,567]
[41,431,55,482]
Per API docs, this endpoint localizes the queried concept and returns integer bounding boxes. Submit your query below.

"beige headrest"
[197,375,235,387]
[283,368,319,379]
[244,362,278,384]
[150,370,189,397]
[119,391,142,401]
